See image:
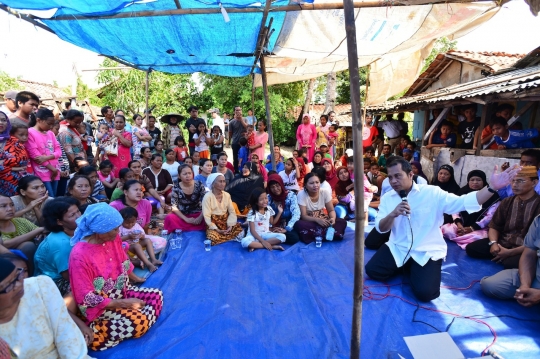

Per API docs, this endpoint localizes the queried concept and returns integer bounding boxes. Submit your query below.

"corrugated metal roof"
[369,65,540,112]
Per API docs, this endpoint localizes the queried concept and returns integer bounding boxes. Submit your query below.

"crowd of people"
[1,88,540,357]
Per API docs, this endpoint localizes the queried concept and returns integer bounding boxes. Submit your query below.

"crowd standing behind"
[3,90,540,357]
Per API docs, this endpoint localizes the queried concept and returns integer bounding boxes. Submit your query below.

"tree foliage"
[0,71,22,93]
[421,37,458,73]
[199,74,306,144]
[96,59,198,119]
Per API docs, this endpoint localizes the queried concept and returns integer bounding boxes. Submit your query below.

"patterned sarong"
[206,213,244,246]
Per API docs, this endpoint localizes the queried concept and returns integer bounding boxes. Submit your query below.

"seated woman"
[11,175,53,225]
[67,175,99,205]
[164,165,207,232]
[111,168,136,202]
[142,154,174,205]
[162,149,180,185]
[34,197,81,296]
[307,151,324,171]
[226,162,264,215]
[78,165,107,201]
[411,161,428,181]
[266,174,301,244]
[0,195,44,275]
[194,158,213,187]
[250,153,268,187]
[129,160,168,216]
[202,173,244,245]
[68,203,163,351]
[138,147,152,168]
[441,170,500,249]
[212,152,235,185]
[0,258,93,358]
[432,164,461,224]
[294,173,347,244]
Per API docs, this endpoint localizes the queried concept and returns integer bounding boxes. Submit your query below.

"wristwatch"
[488,241,498,246]
[487,186,497,194]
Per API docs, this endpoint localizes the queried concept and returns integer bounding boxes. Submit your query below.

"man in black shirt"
[147,115,161,150]
[185,105,206,156]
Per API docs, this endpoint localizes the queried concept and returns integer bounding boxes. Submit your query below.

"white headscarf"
[206,172,224,190]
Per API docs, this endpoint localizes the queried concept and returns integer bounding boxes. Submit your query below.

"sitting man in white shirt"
[365,156,520,302]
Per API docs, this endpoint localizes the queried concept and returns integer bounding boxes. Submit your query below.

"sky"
[0,0,539,90]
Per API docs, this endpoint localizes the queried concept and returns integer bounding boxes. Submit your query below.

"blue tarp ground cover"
[92,227,540,359]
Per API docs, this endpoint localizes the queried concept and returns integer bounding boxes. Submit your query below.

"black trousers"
[285,229,300,245]
[231,143,241,173]
[365,228,390,250]
[365,244,443,302]
[465,238,521,269]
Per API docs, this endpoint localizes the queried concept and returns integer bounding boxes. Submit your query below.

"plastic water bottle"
[326,226,335,241]
[172,229,182,249]
[204,239,211,251]
[315,236,322,248]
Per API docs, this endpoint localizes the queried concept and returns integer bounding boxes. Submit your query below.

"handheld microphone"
[399,190,410,219]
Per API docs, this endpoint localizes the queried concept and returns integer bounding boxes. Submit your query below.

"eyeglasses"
[0,268,24,294]
[512,179,530,184]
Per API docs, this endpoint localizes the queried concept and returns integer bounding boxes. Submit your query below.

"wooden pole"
[145,70,150,125]
[259,42,276,171]
[38,0,496,21]
[343,1,365,358]
[362,65,370,119]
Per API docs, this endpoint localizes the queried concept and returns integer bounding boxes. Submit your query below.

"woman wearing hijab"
[266,174,301,244]
[68,203,162,351]
[225,162,264,214]
[0,258,93,358]
[410,161,428,181]
[431,164,460,195]
[202,173,244,245]
[441,170,500,249]
[321,158,339,188]
[296,114,317,163]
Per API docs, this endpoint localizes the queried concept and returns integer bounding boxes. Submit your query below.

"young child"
[327,124,338,158]
[210,125,224,156]
[491,116,539,149]
[193,122,211,159]
[8,122,31,178]
[240,188,286,252]
[97,160,119,198]
[173,136,188,162]
[119,207,164,272]
[426,123,457,149]
[111,168,136,202]
[96,123,111,161]
[238,137,249,172]
[245,124,256,152]
[192,152,201,176]
[279,157,300,192]
[319,143,332,159]
[363,173,378,225]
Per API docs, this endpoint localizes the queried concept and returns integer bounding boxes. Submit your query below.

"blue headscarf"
[71,203,123,245]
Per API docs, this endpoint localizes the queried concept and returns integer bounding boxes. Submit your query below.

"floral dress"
[0,136,29,196]
[132,126,150,160]
[163,180,207,232]
[68,235,163,351]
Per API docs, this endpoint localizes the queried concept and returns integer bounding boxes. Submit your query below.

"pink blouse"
[25,128,62,181]
[252,131,268,161]
[68,235,134,323]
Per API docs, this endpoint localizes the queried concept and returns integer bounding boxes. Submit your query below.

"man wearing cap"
[185,105,206,156]
[499,149,540,199]
[10,91,39,127]
[466,166,540,269]
[1,90,18,115]
[209,108,224,134]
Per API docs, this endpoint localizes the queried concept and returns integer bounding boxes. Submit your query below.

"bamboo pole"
[37,0,496,21]
[260,34,276,171]
[145,70,150,125]
[362,65,370,119]
[343,0,365,358]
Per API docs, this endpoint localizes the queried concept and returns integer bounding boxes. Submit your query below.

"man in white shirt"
[365,156,519,302]
[375,114,403,155]
[209,108,224,134]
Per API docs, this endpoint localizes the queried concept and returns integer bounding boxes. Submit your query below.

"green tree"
[421,37,457,73]
[199,74,306,144]
[96,59,198,119]
[335,68,368,104]
[0,71,22,93]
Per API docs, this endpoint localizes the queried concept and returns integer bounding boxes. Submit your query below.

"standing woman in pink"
[250,120,268,161]
[107,114,133,177]
[296,114,317,162]
[26,108,62,197]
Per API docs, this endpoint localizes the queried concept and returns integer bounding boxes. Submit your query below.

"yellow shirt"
[202,191,238,229]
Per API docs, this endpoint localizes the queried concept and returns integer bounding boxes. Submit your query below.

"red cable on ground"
[362,279,497,356]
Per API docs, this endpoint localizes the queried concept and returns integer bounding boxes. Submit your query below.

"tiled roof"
[1,79,71,107]
[404,50,526,97]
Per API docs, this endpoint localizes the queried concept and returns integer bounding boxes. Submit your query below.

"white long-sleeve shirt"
[375,182,481,267]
